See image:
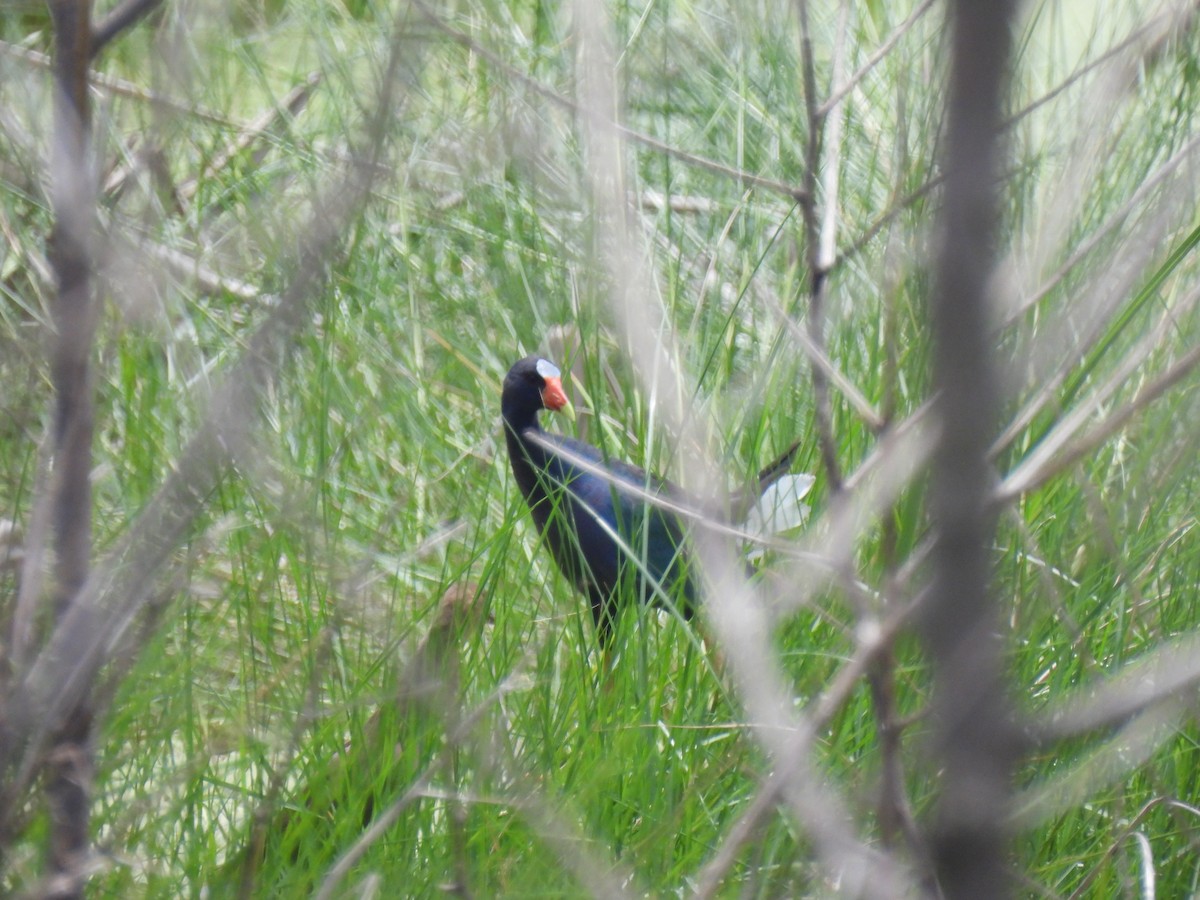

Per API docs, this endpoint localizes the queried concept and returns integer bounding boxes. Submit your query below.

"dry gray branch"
[919,1,1020,898]
[1031,632,1200,748]
[817,0,936,118]
[0,6,415,889]
[315,613,640,900]
[0,39,234,126]
[10,423,54,673]
[994,142,1200,461]
[90,0,164,58]
[1000,0,1199,136]
[796,0,844,493]
[42,1,99,891]
[568,0,917,894]
[692,594,920,898]
[770,409,935,616]
[763,289,883,430]
[816,1,850,274]
[998,284,1200,503]
[1015,702,1182,831]
[101,227,260,300]
[1060,798,1200,900]
[837,1,1198,276]
[8,129,383,804]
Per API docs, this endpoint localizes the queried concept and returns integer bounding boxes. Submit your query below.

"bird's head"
[503,356,570,416]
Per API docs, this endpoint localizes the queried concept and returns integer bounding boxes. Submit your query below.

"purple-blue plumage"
[502,356,697,643]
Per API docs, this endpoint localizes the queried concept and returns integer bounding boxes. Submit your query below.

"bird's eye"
[535,359,561,381]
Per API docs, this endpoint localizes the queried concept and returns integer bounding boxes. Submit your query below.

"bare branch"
[1033,633,1200,748]
[835,2,1198,276]
[762,288,883,430]
[816,1,850,272]
[795,0,844,493]
[919,1,1020,896]
[316,614,641,900]
[90,0,164,59]
[817,0,937,118]
[0,2,415,849]
[10,425,54,673]
[0,39,234,126]
[1001,1,1199,136]
[1002,116,1200,331]
[42,0,98,891]
[313,768,439,900]
[833,168,943,270]
[108,230,260,300]
[998,340,1200,505]
[1015,703,1181,830]
[991,135,1200,458]
[1062,798,1170,900]
[568,0,913,891]
[692,595,920,898]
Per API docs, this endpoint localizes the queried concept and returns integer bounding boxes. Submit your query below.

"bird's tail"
[755,438,803,494]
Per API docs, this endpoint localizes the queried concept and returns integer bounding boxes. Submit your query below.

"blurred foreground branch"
[920,1,1020,898]
[0,3,413,892]
[40,1,98,893]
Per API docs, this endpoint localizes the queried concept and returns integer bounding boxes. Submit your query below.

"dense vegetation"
[2,0,1199,896]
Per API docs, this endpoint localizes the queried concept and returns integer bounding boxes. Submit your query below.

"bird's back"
[522,431,698,633]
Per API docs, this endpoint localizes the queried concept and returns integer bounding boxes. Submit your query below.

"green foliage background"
[1,0,1199,895]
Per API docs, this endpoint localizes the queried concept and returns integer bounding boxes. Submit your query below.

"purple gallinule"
[503,356,805,645]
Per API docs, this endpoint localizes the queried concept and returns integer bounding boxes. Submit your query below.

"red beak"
[540,375,569,411]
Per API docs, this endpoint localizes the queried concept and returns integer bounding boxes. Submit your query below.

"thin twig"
[0,0,412,826]
[796,0,844,493]
[833,168,943,270]
[762,289,883,430]
[817,0,937,117]
[313,770,437,900]
[9,421,54,673]
[1001,128,1200,331]
[692,595,921,899]
[997,340,1200,505]
[816,1,850,272]
[1015,702,1181,830]
[763,402,935,619]
[176,72,323,204]
[866,231,927,868]
[1000,1,1197,136]
[410,0,809,204]
[567,0,911,890]
[833,1,1197,275]
[996,278,1200,499]
[0,39,235,126]
[867,643,926,859]
[316,659,638,900]
[236,625,336,899]
[109,230,260,300]
[1063,798,1167,900]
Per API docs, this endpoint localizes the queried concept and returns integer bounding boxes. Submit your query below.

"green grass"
[2,0,1200,896]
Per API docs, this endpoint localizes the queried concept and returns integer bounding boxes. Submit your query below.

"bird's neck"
[502,406,549,506]
[500,394,539,435]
